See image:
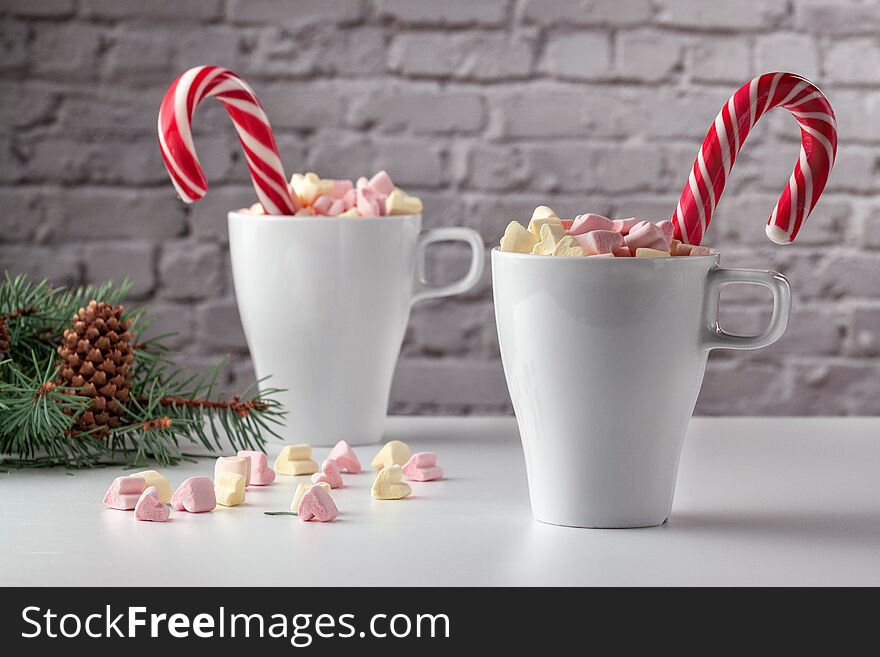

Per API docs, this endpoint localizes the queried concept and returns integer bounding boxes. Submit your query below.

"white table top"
[2,416,879,587]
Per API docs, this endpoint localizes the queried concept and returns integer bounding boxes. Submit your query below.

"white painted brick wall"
[1,0,879,415]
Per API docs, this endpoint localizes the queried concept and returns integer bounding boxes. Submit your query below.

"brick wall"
[2,0,879,415]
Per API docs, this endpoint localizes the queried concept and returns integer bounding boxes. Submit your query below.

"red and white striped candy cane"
[158,65,298,215]
[672,72,837,245]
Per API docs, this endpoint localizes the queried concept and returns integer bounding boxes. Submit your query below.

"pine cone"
[0,316,9,359]
[57,301,135,438]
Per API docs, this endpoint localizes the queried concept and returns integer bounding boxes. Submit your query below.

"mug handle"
[701,267,792,351]
[412,227,485,304]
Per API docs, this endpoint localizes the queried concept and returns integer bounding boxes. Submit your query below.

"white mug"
[492,249,791,528]
[228,212,485,446]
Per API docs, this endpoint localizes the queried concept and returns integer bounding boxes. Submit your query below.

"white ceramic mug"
[492,249,791,528]
[229,212,484,446]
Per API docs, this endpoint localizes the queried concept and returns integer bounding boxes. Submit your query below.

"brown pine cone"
[57,300,135,438]
[0,316,9,359]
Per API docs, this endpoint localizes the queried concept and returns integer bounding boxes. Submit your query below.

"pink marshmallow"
[568,213,614,235]
[356,176,369,190]
[311,195,334,215]
[298,485,338,522]
[134,486,170,522]
[357,188,380,217]
[103,476,146,510]
[329,179,353,199]
[171,476,216,513]
[368,170,395,196]
[624,221,669,251]
[328,440,361,474]
[403,452,444,482]
[611,218,641,234]
[573,230,625,255]
[689,245,712,256]
[343,188,356,210]
[328,198,346,216]
[612,246,633,257]
[311,459,343,489]
[656,220,675,245]
[237,450,276,486]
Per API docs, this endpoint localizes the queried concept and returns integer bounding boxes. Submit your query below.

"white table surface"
[2,416,879,587]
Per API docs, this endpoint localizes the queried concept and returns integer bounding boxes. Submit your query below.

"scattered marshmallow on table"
[311,459,343,489]
[328,440,361,474]
[215,472,246,507]
[171,476,216,513]
[129,470,172,504]
[103,476,146,510]
[274,444,319,476]
[134,486,171,522]
[298,484,339,522]
[403,452,444,482]
[237,450,275,486]
[371,465,412,500]
[291,481,331,514]
[371,440,411,470]
[214,456,250,486]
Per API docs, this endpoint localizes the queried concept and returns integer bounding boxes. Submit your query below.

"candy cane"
[158,66,298,215]
[672,72,837,245]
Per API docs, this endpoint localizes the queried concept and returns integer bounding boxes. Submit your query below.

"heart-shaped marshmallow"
[568,213,614,235]
[552,236,587,256]
[573,230,625,255]
[215,472,246,507]
[134,486,171,522]
[298,485,339,522]
[129,470,173,503]
[371,465,412,500]
[311,459,343,489]
[371,440,411,470]
[385,188,423,215]
[624,221,669,251]
[611,217,642,234]
[403,452,444,482]
[238,450,276,486]
[214,456,250,486]
[171,476,216,513]
[274,444,319,476]
[499,221,539,254]
[103,476,146,510]
[328,440,361,474]
[291,481,331,514]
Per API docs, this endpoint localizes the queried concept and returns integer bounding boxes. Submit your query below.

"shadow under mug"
[228,212,485,446]
[492,249,791,528]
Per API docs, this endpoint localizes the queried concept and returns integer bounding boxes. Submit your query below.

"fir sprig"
[0,275,285,469]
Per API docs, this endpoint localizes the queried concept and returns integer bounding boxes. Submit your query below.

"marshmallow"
[369,170,396,196]
[553,236,587,257]
[237,450,276,486]
[613,246,632,257]
[568,213,614,235]
[656,220,675,245]
[624,221,670,251]
[386,188,423,215]
[246,202,265,215]
[527,213,564,239]
[291,172,334,205]
[532,222,567,255]
[129,470,172,504]
[328,440,361,474]
[530,205,558,220]
[357,187,381,216]
[500,221,539,254]
[134,486,170,522]
[689,245,712,256]
[573,230,625,255]
[371,465,412,500]
[214,456,250,486]
[403,452,443,482]
[291,481,331,514]
[298,484,339,522]
[215,472,246,507]
[611,217,642,234]
[171,477,216,513]
[311,459,344,489]
[371,440,411,470]
[274,445,319,476]
[635,248,671,258]
[338,208,359,217]
[103,476,146,510]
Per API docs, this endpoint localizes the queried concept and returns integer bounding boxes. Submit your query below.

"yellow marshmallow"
[553,236,587,257]
[371,465,412,500]
[527,214,564,239]
[338,208,359,217]
[532,222,567,255]
[386,188,423,215]
[531,205,558,220]
[290,172,333,205]
[274,445,319,476]
[215,472,246,507]
[371,440,411,470]
[635,248,671,258]
[290,482,331,514]
[129,470,172,504]
[499,221,539,254]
